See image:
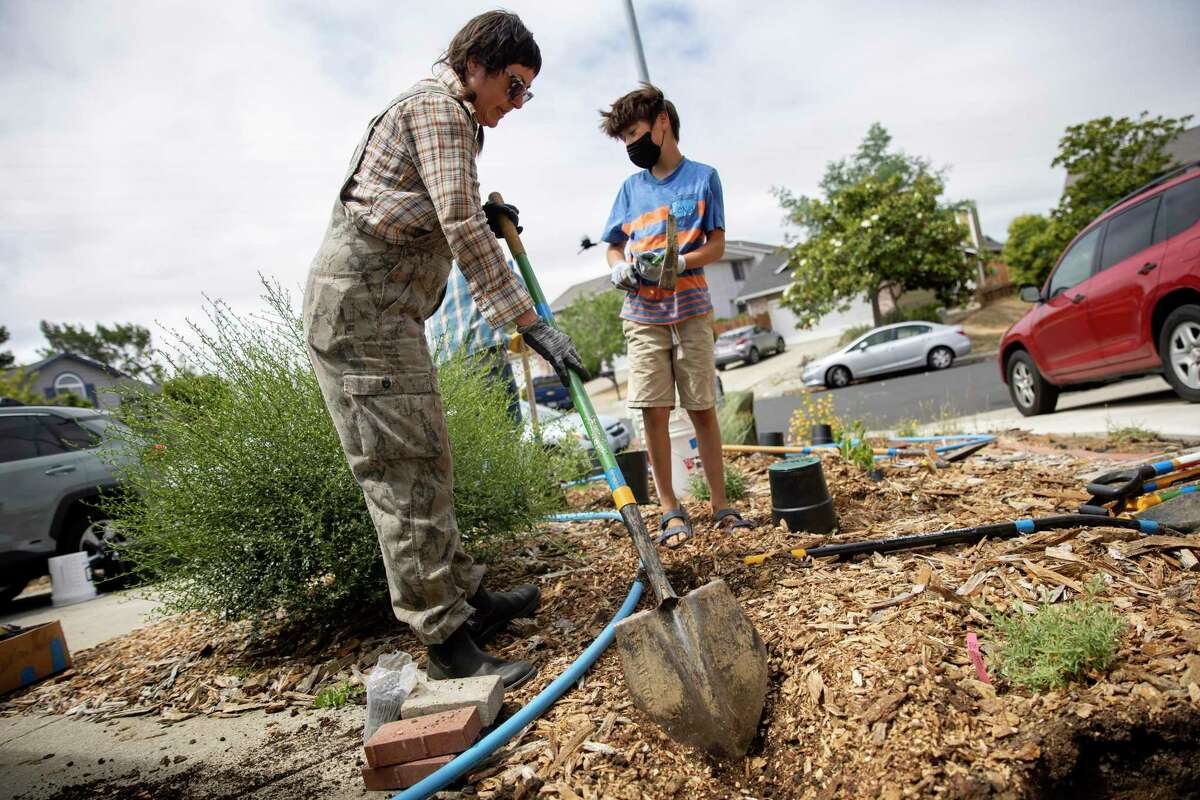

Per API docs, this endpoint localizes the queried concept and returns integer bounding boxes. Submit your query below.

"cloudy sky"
[2,0,1197,364]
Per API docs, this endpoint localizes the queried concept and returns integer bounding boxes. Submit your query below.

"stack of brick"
[360,674,505,791]
[361,706,481,790]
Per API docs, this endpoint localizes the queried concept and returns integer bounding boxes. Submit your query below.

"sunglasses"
[505,69,534,104]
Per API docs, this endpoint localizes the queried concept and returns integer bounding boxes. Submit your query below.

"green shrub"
[104,278,576,633]
[839,421,876,472]
[990,582,1125,691]
[688,467,747,502]
[837,324,872,348]
[717,391,756,445]
[885,301,942,325]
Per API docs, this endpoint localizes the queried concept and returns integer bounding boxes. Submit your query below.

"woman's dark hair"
[438,10,541,95]
[599,83,680,141]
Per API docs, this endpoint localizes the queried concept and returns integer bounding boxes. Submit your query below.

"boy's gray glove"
[610,262,639,292]
[634,251,687,285]
[518,319,590,385]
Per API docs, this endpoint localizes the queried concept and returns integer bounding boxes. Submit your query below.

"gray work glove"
[610,261,638,292]
[634,251,686,285]
[482,201,521,239]
[518,319,590,385]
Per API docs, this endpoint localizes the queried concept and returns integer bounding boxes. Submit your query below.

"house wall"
[31,361,127,409]
[704,259,747,319]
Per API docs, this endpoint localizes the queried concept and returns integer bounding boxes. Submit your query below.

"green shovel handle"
[489,192,676,604]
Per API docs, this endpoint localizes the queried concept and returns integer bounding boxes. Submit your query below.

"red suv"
[1000,162,1200,415]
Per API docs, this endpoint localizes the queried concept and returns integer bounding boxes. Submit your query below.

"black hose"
[803,514,1170,560]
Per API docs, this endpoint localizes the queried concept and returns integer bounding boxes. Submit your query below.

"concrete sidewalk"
[2,588,163,653]
[918,376,1200,438]
[0,706,370,799]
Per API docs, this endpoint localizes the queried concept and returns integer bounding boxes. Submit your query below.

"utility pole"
[621,0,651,83]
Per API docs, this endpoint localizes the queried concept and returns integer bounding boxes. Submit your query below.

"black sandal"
[714,508,756,534]
[656,508,694,549]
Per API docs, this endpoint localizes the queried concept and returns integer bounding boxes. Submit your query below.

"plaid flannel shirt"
[425,262,510,362]
[342,66,533,328]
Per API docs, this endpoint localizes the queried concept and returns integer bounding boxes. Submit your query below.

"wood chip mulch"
[5,436,1200,799]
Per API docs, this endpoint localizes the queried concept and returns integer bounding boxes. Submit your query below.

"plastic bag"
[363,651,421,743]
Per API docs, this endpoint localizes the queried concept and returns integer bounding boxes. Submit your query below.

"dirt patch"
[959,295,1029,355]
[1024,705,1200,799]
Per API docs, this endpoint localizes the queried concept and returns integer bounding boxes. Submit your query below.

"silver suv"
[0,406,134,605]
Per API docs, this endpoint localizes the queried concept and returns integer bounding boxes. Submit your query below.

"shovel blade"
[614,579,768,759]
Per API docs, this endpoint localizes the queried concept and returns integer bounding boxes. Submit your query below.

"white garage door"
[767,297,874,344]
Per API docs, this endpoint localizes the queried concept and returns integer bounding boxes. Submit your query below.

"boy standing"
[599,84,754,547]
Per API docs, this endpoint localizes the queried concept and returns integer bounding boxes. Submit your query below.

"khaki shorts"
[623,313,717,410]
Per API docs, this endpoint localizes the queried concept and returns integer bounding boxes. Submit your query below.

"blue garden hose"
[392,512,637,800]
[775,434,997,462]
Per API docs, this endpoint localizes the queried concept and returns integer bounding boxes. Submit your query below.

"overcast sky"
[2,0,1197,364]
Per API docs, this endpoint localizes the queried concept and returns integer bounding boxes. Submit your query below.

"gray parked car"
[714,324,786,369]
[801,321,972,389]
[0,406,135,605]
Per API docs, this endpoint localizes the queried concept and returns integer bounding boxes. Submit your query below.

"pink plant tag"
[967,632,991,684]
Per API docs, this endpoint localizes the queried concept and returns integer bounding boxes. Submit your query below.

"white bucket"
[49,551,97,607]
[668,410,701,500]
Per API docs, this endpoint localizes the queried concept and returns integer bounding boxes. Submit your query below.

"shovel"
[488,193,768,760]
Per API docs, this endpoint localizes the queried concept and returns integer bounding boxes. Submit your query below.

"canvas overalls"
[302,85,484,644]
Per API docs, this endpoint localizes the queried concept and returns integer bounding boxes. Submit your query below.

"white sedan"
[801,321,972,389]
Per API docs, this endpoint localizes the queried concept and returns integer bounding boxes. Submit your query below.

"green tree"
[1053,112,1192,236]
[1002,213,1065,288]
[776,124,972,326]
[0,326,14,369]
[556,289,626,378]
[39,321,165,382]
[1005,112,1193,288]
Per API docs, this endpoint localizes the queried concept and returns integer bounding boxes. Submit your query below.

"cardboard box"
[0,621,72,695]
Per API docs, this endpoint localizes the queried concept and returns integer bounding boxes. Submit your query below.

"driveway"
[926,375,1200,438]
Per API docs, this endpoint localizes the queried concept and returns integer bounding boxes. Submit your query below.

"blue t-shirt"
[601,158,725,325]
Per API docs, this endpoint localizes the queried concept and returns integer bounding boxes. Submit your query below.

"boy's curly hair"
[599,83,680,141]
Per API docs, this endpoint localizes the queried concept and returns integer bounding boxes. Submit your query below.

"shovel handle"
[488,192,677,604]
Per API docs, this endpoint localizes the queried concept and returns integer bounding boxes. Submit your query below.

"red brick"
[363,706,481,768]
[361,754,454,790]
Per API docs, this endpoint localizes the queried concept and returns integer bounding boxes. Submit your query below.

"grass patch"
[990,580,1125,691]
[1106,420,1156,446]
[689,467,747,502]
[313,680,365,709]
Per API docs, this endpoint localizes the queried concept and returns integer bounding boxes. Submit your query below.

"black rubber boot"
[427,625,536,689]
[465,584,540,645]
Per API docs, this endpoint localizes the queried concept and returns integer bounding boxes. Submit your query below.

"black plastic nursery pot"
[757,431,785,447]
[615,449,652,505]
[769,456,837,534]
[811,424,834,445]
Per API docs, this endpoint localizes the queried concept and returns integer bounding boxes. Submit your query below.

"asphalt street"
[754,358,1011,434]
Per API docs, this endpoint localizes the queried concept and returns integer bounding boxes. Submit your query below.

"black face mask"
[626,130,661,169]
